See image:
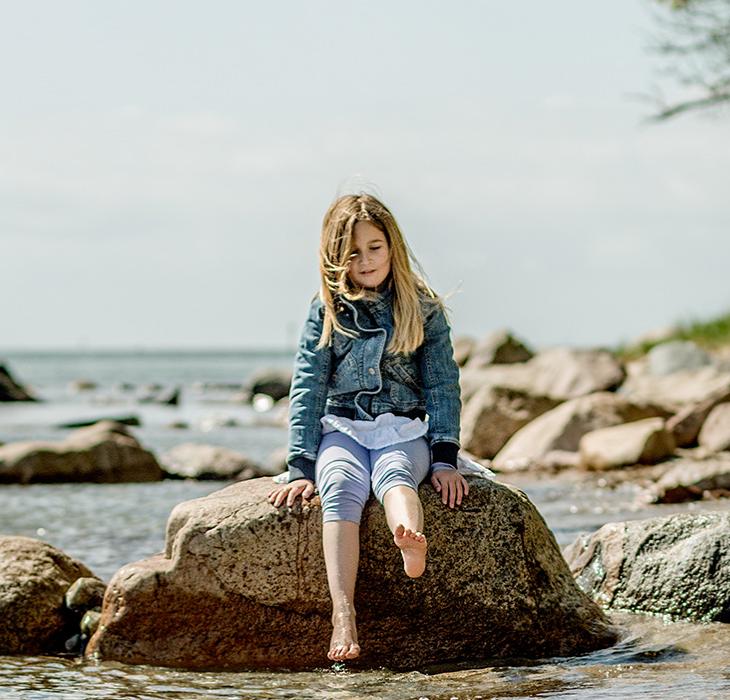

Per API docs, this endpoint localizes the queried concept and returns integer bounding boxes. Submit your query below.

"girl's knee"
[318,463,370,523]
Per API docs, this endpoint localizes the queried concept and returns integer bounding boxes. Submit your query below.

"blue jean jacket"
[286,286,461,482]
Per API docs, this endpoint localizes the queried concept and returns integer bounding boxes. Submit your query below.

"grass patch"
[615,310,730,360]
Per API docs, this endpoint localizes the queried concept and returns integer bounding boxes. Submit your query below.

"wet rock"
[81,610,102,637]
[65,577,107,611]
[139,386,181,406]
[86,477,618,670]
[666,389,730,447]
[0,420,162,484]
[453,336,476,366]
[698,404,730,452]
[493,393,670,472]
[167,420,190,430]
[69,379,97,392]
[578,418,675,470]
[460,386,560,459]
[564,512,730,622]
[461,348,624,405]
[0,363,37,402]
[641,454,730,504]
[58,415,141,429]
[647,341,713,376]
[618,367,730,412]
[0,536,97,654]
[465,329,533,369]
[160,443,261,480]
[244,368,292,402]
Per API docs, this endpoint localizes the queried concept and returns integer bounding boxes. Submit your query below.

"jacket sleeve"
[418,300,461,468]
[286,297,332,482]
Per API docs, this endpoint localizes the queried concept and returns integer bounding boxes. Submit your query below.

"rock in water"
[564,512,730,622]
[0,363,37,402]
[86,477,617,670]
[0,536,98,654]
[0,420,162,483]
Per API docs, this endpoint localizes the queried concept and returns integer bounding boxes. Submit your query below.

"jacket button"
[368,367,375,375]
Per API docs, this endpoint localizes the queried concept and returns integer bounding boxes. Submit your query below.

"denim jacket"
[286,286,461,482]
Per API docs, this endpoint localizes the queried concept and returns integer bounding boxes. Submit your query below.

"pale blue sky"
[2,0,729,350]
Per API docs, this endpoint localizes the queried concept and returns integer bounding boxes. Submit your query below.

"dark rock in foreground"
[0,536,100,654]
[0,420,162,484]
[564,511,730,622]
[86,477,618,670]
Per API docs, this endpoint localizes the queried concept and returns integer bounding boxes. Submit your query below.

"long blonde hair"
[317,193,441,354]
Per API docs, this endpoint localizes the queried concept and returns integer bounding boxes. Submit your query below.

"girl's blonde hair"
[317,193,441,354]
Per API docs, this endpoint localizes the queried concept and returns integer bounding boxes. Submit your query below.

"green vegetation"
[616,310,730,360]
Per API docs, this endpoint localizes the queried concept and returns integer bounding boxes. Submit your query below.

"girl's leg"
[370,437,431,578]
[316,431,371,661]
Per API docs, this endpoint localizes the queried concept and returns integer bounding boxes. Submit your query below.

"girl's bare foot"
[394,524,427,578]
[328,608,360,662]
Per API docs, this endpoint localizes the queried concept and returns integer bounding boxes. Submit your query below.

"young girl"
[267,193,468,663]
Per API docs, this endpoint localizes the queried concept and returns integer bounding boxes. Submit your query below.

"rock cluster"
[456,335,730,505]
[0,536,103,654]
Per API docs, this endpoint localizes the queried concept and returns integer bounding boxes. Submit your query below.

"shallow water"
[1,350,729,698]
[1,613,729,699]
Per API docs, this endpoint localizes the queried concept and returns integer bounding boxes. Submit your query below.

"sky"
[1,0,729,351]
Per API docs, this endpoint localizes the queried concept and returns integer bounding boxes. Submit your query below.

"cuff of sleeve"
[430,441,458,468]
[287,455,316,483]
[430,461,456,474]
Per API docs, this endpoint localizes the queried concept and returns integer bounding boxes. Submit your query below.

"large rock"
[564,512,730,622]
[160,443,262,480]
[460,386,560,459]
[647,340,713,376]
[86,477,617,670]
[642,453,730,504]
[698,403,730,452]
[578,418,675,470]
[493,393,670,471]
[0,363,37,402]
[618,366,730,412]
[464,329,533,369]
[460,348,624,405]
[0,420,162,484]
[0,536,98,654]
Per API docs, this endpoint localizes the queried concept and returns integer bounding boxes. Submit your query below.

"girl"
[267,193,468,663]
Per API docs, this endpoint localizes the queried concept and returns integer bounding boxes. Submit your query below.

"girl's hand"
[267,478,316,508]
[430,469,469,508]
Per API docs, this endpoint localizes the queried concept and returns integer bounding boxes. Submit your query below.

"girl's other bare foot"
[328,608,360,662]
[394,524,427,578]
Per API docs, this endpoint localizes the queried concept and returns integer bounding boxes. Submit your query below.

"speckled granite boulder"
[0,536,99,654]
[86,477,618,670]
[564,512,730,622]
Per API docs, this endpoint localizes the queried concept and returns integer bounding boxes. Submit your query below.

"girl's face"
[347,221,391,289]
